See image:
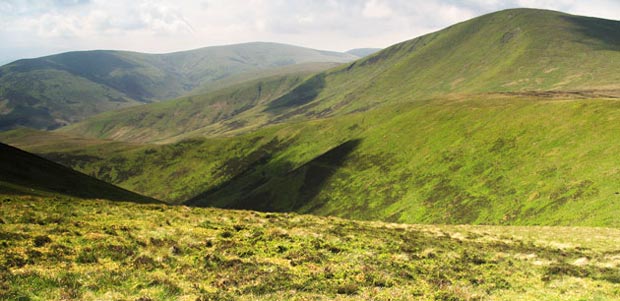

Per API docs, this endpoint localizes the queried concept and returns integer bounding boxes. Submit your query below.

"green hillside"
[0,43,355,130]
[4,9,620,227]
[0,142,157,203]
[59,69,326,143]
[61,9,620,143]
[2,195,620,300]
[260,8,620,124]
[7,93,620,227]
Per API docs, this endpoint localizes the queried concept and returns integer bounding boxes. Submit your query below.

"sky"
[1,0,619,64]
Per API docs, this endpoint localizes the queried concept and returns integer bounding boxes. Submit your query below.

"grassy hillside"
[0,142,156,203]
[262,8,620,123]
[7,93,620,227]
[4,9,620,227]
[2,195,619,300]
[0,43,355,130]
[59,69,323,143]
[61,9,620,143]
[187,94,620,227]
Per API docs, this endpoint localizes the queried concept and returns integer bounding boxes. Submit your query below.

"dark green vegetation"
[0,42,356,130]
[2,195,620,300]
[0,143,156,203]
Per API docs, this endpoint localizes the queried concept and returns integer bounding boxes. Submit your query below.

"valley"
[1,6,620,300]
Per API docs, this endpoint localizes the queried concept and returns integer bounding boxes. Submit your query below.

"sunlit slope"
[0,142,157,203]
[13,94,620,226]
[264,8,620,122]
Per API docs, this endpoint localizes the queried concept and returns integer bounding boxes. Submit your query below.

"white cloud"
[0,0,619,63]
[362,0,394,18]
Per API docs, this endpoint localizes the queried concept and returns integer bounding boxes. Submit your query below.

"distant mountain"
[345,48,382,57]
[0,42,356,130]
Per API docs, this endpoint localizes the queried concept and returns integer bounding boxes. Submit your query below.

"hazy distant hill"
[59,67,326,143]
[345,48,382,57]
[0,42,356,130]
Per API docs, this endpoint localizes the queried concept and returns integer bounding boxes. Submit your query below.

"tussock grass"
[1,195,619,300]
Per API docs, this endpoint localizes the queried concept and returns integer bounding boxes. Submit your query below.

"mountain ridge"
[0,42,356,130]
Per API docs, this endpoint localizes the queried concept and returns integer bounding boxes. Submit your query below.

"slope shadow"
[185,139,361,212]
[0,143,159,203]
[265,73,325,111]
[562,15,620,51]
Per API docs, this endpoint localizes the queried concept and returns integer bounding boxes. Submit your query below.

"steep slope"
[12,93,620,227]
[0,142,157,203]
[261,8,620,123]
[61,9,620,143]
[0,42,356,130]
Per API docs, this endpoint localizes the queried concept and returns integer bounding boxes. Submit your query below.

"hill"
[0,142,157,203]
[5,9,620,227]
[259,8,620,124]
[2,195,620,300]
[0,42,356,130]
[58,67,328,143]
[61,8,620,143]
[345,48,382,57]
[8,92,620,227]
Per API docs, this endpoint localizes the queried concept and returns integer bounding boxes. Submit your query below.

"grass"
[1,194,620,300]
[9,93,620,227]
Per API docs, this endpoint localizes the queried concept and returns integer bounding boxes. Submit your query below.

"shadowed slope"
[186,139,361,211]
[0,142,158,203]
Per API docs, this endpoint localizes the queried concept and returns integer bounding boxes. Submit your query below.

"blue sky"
[1,0,619,64]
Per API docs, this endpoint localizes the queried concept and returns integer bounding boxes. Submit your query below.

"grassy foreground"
[1,195,620,300]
